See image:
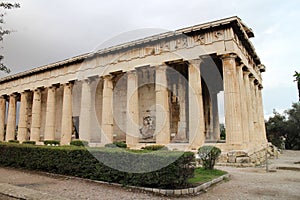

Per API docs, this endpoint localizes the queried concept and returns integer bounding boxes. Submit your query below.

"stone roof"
[0,16,260,83]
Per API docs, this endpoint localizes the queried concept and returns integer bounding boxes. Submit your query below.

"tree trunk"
[298,80,300,102]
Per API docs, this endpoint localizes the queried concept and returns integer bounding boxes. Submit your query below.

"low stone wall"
[216,144,280,167]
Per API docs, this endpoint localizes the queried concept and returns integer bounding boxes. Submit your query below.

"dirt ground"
[0,150,299,200]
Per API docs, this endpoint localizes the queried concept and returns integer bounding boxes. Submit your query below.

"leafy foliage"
[0,143,195,189]
[266,103,300,150]
[220,123,226,140]
[141,145,167,151]
[70,140,88,146]
[198,146,221,170]
[104,141,127,148]
[8,139,19,143]
[22,141,36,145]
[0,2,20,73]
[44,140,60,146]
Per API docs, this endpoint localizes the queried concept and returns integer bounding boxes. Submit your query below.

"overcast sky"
[1,0,299,118]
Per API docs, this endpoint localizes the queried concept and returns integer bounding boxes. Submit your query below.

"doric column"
[6,94,17,141]
[258,85,267,143]
[79,79,92,142]
[155,64,170,144]
[0,96,6,141]
[61,82,73,145]
[44,86,57,141]
[244,71,255,144]
[101,75,114,144]
[17,92,29,142]
[237,65,250,145]
[212,91,220,141]
[30,89,42,142]
[126,70,140,146]
[176,77,188,141]
[188,59,205,148]
[221,54,243,145]
[249,77,259,144]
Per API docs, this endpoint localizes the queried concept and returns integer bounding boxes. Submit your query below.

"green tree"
[265,103,300,150]
[294,71,300,101]
[0,2,20,73]
[265,110,287,148]
[285,103,300,150]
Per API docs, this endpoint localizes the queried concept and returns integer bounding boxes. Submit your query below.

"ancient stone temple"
[0,16,268,164]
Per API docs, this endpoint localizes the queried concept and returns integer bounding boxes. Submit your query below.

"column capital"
[81,78,92,85]
[33,88,42,93]
[243,70,251,77]
[102,74,113,80]
[220,53,237,60]
[189,58,203,66]
[9,93,18,98]
[156,63,168,71]
[62,82,74,90]
[237,63,245,69]
[49,84,59,89]
[127,70,138,80]
[20,90,28,95]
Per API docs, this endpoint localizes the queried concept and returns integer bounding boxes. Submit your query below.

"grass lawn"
[188,167,227,185]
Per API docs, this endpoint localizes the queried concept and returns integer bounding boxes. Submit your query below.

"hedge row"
[0,143,195,189]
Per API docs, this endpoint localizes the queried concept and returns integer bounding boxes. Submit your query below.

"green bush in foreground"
[105,141,127,148]
[0,143,195,189]
[198,146,221,170]
[8,140,19,143]
[70,140,88,146]
[22,141,36,145]
[44,140,60,146]
[142,145,167,151]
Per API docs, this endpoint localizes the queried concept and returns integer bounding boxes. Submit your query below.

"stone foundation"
[216,143,279,166]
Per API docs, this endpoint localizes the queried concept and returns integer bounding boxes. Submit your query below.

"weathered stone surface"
[181,189,189,195]
[174,190,181,195]
[228,156,236,163]
[228,150,248,158]
[236,157,250,163]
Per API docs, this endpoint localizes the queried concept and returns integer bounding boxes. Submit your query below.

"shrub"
[44,140,60,146]
[198,146,221,170]
[142,145,167,151]
[8,140,19,143]
[22,141,36,145]
[105,141,127,148]
[0,143,195,189]
[70,140,88,146]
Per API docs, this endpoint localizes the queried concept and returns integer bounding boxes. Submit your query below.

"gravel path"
[0,150,299,200]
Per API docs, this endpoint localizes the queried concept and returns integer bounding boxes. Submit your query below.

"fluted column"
[44,86,57,141]
[221,54,243,145]
[30,89,42,142]
[126,70,140,146]
[155,64,170,144]
[258,85,267,143]
[237,65,250,145]
[17,92,29,142]
[6,94,17,141]
[212,92,220,141]
[79,79,92,142]
[188,59,205,148]
[244,71,255,144]
[0,96,6,141]
[249,77,259,144]
[61,82,73,145]
[101,75,114,145]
